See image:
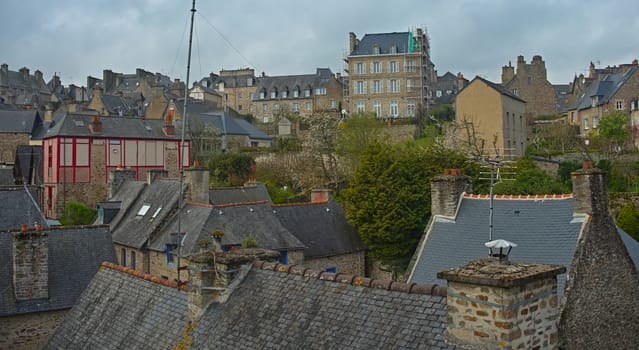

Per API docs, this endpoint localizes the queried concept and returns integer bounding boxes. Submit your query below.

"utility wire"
[169,11,191,78]
[197,12,259,72]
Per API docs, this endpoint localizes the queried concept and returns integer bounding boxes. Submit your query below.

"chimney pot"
[21,223,28,232]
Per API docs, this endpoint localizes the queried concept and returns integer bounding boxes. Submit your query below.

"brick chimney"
[430,169,471,217]
[311,189,331,203]
[163,108,175,136]
[185,163,210,204]
[89,115,102,134]
[108,167,136,199]
[438,258,565,349]
[12,228,49,301]
[187,248,279,319]
[146,169,169,185]
[559,164,639,349]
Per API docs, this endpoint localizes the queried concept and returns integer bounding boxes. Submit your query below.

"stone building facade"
[346,28,434,118]
[501,55,558,119]
[300,251,366,276]
[200,68,258,114]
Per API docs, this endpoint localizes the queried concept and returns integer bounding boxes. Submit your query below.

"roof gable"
[351,32,411,55]
[0,186,43,230]
[463,76,526,103]
[0,110,41,133]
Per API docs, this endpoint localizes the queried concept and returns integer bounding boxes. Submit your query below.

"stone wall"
[609,191,639,218]
[0,309,68,350]
[431,171,471,217]
[149,249,181,282]
[301,251,366,276]
[12,231,48,300]
[114,244,148,274]
[0,133,29,163]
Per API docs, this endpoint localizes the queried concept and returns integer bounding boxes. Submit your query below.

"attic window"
[73,119,84,127]
[152,207,162,218]
[373,45,381,55]
[145,125,152,131]
[137,204,151,216]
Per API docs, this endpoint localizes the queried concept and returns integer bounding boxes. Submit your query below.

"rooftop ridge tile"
[272,201,329,208]
[100,262,188,291]
[252,260,446,297]
[212,200,269,208]
[463,193,573,200]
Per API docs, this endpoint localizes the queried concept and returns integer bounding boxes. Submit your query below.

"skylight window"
[137,204,151,216]
[73,120,84,127]
[152,207,162,218]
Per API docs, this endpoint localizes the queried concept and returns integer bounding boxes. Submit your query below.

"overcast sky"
[2,0,638,87]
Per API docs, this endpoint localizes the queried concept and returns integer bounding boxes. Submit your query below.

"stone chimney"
[1,63,8,76]
[89,115,102,134]
[311,189,331,203]
[108,167,136,199]
[559,164,639,349]
[146,169,169,185]
[456,72,466,91]
[430,169,471,217]
[163,108,175,136]
[187,248,279,319]
[516,55,526,78]
[19,67,30,81]
[438,258,565,350]
[185,163,210,204]
[44,103,54,122]
[12,228,49,301]
[501,61,514,84]
[349,32,357,54]
[34,70,43,83]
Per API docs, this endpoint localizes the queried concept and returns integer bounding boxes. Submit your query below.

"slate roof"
[464,76,527,103]
[0,110,42,133]
[574,68,636,110]
[0,186,44,230]
[0,66,50,94]
[103,180,147,228]
[101,94,140,116]
[408,194,639,296]
[0,226,115,316]
[48,260,457,350]
[553,84,570,113]
[194,112,272,141]
[350,32,413,55]
[111,179,182,249]
[45,263,188,350]
[209,182,271,205]
[274,201,367,258]
[0,166,14,185]
[253,68,338,100]
[148,201,306,254]
[14,145,43,185]
[35,112,185,140]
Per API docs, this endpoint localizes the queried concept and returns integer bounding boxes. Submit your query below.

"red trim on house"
[463,193,573,200]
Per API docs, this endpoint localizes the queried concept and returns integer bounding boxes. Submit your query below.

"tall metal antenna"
[177,0,197,289]
[477,147,515,242]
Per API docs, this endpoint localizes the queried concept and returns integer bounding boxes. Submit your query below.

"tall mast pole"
[177,0,196,289]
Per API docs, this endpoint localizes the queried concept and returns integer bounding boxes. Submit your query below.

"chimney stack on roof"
[430,169,471,217]
[311,189,331,203]
[19,67,29,81]
[187,248,279,319]
[185,162,210,204]
[108,167,137,199]
[349,32,357,54]
[163,108,175,136]
[146,169,169,185]
[12,228,49,301]
[438,259,565,350]
[89,115,102,134]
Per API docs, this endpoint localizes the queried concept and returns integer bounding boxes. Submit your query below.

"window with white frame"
[390,100,398,117]
[390,45,397,54]
[584,118,589,130]
[263,104,268,112]
[356,81,365,94]
[293,88,300,98]
[405,60,416,72]
[304,88,311,97]
[330,99,336,110]
[373,62,381,74]
[389,80,399,93]
[357,100,365,112]
[305,102,312,111]
[293,103,299,112]
[436,90,442,98]
[373,45,380,54]
[406,79,413,92]
[270,90,277,99]
[374,100,381,117]
[407,99,415,116]
[372,80,381,94]
[593,116,599,128]
[282,90,288,98]
[355,63,364,74]
[259,91,265,99]
[315,87,327,95]
[616,100,623,110]
[389,61,398,73]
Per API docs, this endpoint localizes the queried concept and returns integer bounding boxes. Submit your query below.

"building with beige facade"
[199,68,257,114]
[345,28,434,118]
[455,76,527,157]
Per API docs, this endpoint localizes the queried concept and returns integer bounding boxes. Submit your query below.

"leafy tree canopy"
[59,201,97,226]
[616,204,639,242]
[493,159,569,195]
[342,142,476,270]
[207,153,255,186]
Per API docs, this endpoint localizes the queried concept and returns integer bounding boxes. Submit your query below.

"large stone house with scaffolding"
[345,28,435,118]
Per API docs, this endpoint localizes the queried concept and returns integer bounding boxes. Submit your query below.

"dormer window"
[304,87,311,97]
[591,96,598,107]
[293,87,300,98]
[373,45,380,55]
[259,89,266,99]
[390,45,397,54]
[282,89,288,98]
[270,88,277,99]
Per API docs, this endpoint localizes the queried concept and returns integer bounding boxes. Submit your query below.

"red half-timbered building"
[42,112,189,218]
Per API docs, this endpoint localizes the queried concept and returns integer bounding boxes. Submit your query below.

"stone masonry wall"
[446,277,560,350]
[0,133,29,163]
[0,309,68,350]
[301,251,366,276]
[12,232,48,300]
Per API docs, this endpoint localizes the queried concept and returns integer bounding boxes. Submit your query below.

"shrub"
[59,201,97,225]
